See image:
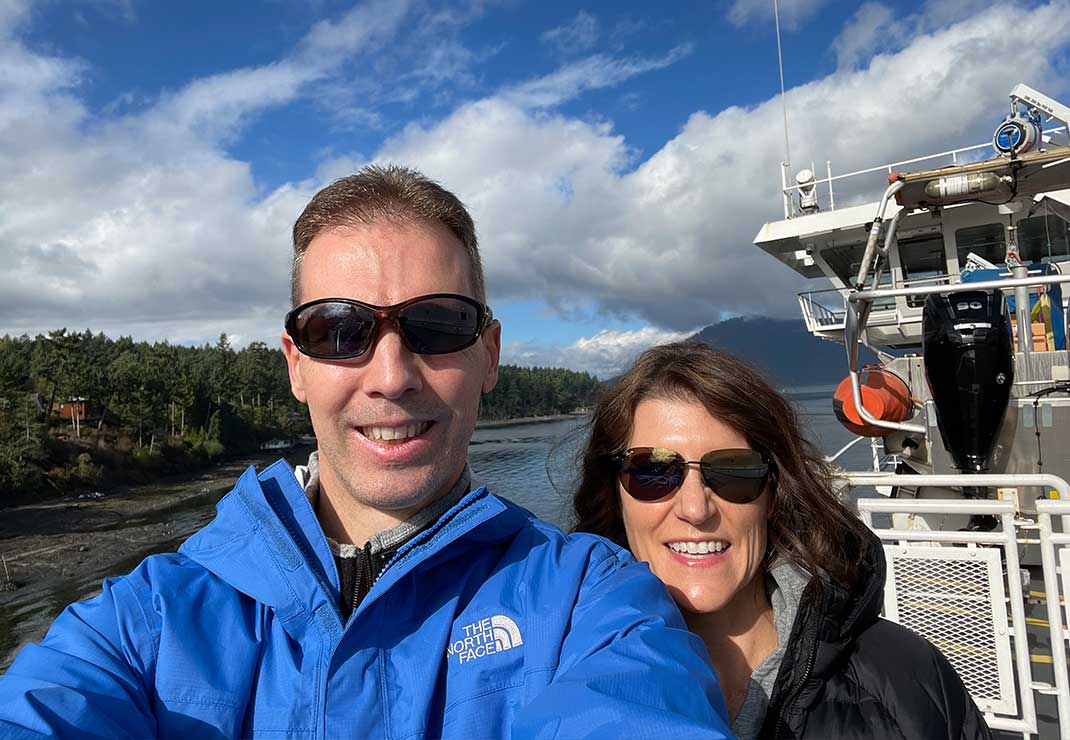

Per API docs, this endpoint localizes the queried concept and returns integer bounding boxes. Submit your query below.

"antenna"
[773,0,792,174]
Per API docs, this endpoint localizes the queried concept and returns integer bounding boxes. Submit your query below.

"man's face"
[282,218,500,515]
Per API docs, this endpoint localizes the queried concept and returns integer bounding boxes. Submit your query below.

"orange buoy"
[832,367,913,437]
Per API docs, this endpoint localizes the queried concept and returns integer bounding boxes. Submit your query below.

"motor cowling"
[922,290,1014,473]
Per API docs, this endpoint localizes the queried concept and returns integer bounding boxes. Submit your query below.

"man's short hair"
[291,165,485,307]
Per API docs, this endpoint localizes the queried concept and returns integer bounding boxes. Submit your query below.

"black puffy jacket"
[758,531,992,739]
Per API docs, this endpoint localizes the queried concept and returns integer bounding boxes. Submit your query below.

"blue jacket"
[0,460,731,739]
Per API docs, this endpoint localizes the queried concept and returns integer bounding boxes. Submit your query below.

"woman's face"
[619,397,771,616]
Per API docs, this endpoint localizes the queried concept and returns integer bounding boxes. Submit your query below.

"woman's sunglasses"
[285,293,493,360]
[614,447,772,503]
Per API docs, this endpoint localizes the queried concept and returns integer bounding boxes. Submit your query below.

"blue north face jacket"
[0,460,732,739]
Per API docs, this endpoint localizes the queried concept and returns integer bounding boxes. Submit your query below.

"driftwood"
[1,554,16,591]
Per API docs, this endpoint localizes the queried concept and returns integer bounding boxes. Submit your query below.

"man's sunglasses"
[285,293,493,360]
[614,447,772,503]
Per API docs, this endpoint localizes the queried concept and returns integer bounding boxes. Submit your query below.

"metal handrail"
[843,272,1070,436]
[850,475,1070,739]
[1035,499,1070,740]
[850,273,1070,302]
[780,126,1068,216]
[848,472,1070,500]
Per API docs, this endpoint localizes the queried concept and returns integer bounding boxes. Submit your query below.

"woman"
[573,341,990,740]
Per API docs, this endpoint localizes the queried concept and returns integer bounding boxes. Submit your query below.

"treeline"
[481,365,599,420]
[0,330,600,500]
[0,330,308,499]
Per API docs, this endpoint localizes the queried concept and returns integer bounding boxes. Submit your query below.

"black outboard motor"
[923,289,1014,529]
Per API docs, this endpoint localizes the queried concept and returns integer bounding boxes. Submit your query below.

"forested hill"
[0,330,599,500]
[481,365,599,420]
[689,317,875,387]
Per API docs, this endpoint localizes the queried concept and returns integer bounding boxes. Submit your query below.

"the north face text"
[447,615,524,664]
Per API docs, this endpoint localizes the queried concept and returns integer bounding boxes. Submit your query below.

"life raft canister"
[832,367,913,437]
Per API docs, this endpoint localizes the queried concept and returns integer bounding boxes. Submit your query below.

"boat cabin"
[755,157,1070,349]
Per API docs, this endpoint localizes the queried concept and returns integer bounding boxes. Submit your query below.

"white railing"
[1036,498,1070,738]
[847,473,1070,739]
[780,127,1068,218]
[797,287,902,336]
[798,290,847,332]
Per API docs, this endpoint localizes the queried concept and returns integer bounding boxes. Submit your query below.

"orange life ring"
[832,367,913,437]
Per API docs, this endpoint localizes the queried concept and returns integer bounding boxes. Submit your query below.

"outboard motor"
[923,290,1014,528]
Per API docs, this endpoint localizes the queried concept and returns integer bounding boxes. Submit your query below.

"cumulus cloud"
[503,327,689,378]
[2,0,1070,373]
[728,0,830,30]
[0,0,418,344]
[833,3,899,70]
[377,2,1070,332]
[541,11,599,55]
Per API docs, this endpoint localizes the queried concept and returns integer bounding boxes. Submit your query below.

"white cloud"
[0,0,29,34]
[502,45,693,109]
[728,0,830,30]
[541,11,599,55]
[2,1,1070,357]
[833,3,899,69]
[918,0,1000,29]
[296,0,413,61]
[830,0,1033,71]
[143,0,414,143]
[0,0,483,348]
[503,327,689,378]
[371,2,1070,333]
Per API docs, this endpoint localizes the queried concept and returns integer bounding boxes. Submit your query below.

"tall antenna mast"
[773,0,792,178]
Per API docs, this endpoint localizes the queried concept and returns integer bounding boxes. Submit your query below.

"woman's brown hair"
[572,340,870,588]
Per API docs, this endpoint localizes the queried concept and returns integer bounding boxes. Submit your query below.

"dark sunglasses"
[614,447,772,503]
[285,293,493,360]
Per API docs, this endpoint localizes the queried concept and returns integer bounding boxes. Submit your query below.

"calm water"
[470,385,870,530]
[1,386,864,669]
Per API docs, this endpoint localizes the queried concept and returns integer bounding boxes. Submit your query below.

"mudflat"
[0,449,310,671]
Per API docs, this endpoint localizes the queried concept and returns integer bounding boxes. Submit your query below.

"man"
[0,166,731,738]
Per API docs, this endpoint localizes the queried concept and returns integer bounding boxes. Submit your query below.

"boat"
[753,83,1070,738]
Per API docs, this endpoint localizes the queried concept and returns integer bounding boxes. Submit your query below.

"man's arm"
[0,567,159,739]
[514,544,732,740]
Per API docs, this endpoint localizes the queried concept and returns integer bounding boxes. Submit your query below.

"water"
[469,386,871,530]
[1,387,865,669]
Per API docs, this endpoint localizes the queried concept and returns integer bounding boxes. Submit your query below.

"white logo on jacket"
[447,615,524,664]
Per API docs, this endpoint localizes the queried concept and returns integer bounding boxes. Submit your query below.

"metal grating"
[884,546,1018,716]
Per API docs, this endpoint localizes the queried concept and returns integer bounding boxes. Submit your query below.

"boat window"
[956,219,1070,268]
[955,223,1005,267]
[820,243,895,310]
[899,235,948,307]
[821,243,866,285]
[1017,214,1070,263]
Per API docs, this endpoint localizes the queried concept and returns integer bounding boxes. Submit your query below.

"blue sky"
[2,0,1069,376]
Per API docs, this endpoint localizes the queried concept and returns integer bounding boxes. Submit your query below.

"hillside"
[688,317,876,387]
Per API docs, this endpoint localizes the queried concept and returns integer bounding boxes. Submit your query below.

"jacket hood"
[177,459,518,642]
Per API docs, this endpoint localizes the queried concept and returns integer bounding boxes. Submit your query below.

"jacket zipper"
[346,489,488,624]
[352,547,375,613]
[774,637,818,740]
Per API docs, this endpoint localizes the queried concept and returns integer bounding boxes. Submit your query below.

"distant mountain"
[688,317,876,388]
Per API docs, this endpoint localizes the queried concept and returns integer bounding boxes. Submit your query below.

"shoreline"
[0,416,583,668]
[475,413,587,430]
